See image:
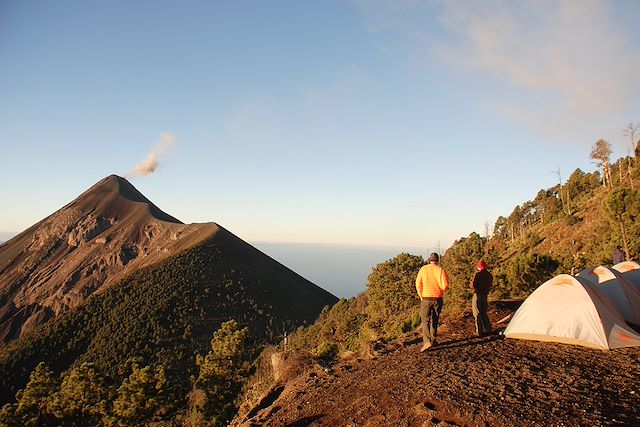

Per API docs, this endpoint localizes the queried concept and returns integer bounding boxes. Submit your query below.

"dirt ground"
[235,301,640,427]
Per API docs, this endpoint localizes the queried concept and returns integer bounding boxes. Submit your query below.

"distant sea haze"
[0,231,18,243]
[253,242,432,298]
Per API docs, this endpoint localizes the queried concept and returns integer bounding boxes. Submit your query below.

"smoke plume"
[125,132,176,178]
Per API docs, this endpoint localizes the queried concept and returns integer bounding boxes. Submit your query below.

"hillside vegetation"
[238,148,640,416]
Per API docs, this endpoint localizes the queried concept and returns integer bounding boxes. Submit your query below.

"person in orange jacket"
[415,252,450,352]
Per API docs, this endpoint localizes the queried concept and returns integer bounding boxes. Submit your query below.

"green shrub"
[314,342,338,360]
[343,337,361,352]
[564,214,581,226]
[504,253,559,296]
[401,313,421,333]
[365,253,424,326]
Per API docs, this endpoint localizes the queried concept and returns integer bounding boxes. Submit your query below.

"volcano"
[0,175,337,343]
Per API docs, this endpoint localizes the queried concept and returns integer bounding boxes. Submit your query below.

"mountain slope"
[235,302,640,426]
[0,177,338,411]
[0,175,216,343]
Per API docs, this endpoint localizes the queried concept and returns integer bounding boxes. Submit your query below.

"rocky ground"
[235,301,640,426]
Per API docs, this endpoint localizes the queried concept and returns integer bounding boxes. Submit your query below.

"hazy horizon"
[0,230,433,298]
[0,232,19,243]
[254,241,435,298]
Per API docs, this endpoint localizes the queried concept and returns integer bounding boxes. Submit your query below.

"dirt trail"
[237,302,640,426]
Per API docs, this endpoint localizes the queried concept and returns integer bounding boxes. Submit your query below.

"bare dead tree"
[434,240,442,257]
[552,167,564,212]
[619,161,624,184]
[552,166,570,214]
[623,122,638,186]
[623,122,638,158]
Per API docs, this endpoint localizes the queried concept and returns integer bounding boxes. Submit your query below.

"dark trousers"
[420,299,443,344]
[472,293,492,336]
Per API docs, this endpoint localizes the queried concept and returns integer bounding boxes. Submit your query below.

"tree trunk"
[620,221,630,261]
[619,162,623,184]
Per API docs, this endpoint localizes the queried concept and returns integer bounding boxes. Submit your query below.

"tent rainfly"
[577,265,640,328]
[504,274,640,350]
[613,261,640,292]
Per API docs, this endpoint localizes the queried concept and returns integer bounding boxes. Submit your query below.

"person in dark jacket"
[470,260,493,337]
[613,246,624,264]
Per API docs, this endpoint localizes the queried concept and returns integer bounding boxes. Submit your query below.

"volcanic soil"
[236,301,640,426]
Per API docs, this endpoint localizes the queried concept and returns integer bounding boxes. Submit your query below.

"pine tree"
[603,188,640,261]
[11,362,58,426]
[110,360,166,426]
[195,320,249,426]
[47,362,111,424]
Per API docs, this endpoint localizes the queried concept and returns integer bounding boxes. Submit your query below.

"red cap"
[476,260,487,270]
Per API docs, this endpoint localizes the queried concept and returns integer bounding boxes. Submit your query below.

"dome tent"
[577,265,640,327]
[504,274,640,350]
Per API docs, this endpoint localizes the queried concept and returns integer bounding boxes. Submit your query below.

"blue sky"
[2,0,640,250]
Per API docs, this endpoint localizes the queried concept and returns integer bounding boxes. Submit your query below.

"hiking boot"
[420,342,432,352]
